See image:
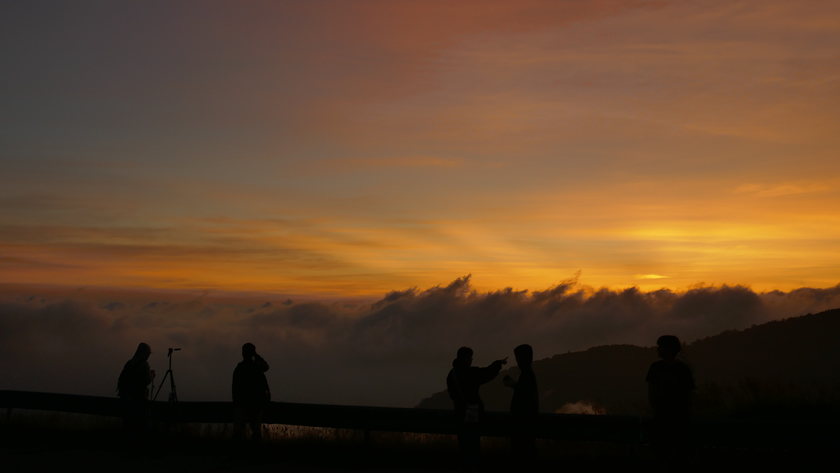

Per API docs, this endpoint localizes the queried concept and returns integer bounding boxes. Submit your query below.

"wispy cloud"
[735,182,832,198]
[311,156,463,172]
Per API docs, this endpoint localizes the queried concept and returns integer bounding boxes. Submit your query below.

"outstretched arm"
[476,358,508,384]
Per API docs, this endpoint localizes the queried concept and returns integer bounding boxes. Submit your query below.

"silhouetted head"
[514,344,533,369]
[453,346,473,368]
[242,343,256,360]
[656,335,681,359]
[132,342,152,363]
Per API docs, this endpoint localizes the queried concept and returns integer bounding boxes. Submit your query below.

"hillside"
[416,308,840,418]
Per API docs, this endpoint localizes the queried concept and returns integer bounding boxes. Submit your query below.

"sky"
[1,0,839,297]
[2,0,840,407]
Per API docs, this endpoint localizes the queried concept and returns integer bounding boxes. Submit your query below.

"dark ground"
[1,423,834,473]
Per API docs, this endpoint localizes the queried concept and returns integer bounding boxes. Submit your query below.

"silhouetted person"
[232,343,270,450]
[645,335,695,472]
[117,342,155,451]
[447,347,507,471]
[503,344,538,473]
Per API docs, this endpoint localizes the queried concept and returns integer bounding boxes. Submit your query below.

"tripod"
[153,348,180,402]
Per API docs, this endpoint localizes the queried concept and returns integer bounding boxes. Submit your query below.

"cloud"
[2,277,839,408]
[320,156,462,170]
[735,182,832,198]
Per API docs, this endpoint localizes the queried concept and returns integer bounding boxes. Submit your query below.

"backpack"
[117,361,141,398]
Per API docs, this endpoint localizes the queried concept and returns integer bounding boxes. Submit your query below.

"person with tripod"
[232,343,270,450]
[117,342,156,451]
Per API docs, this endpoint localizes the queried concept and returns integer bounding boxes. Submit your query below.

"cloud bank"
[1,277,839,407]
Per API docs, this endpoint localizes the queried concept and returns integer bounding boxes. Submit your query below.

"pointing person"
[447,347,507,471]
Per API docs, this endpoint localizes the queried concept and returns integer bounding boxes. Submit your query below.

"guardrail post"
[5,407,11,424]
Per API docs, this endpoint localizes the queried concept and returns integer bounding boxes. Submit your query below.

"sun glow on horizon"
[2,0,840,297]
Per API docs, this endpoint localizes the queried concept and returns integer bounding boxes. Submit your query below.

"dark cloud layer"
[1,277,839,407]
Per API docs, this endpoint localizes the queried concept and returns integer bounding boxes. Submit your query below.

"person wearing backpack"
[232,343,270,450]
[117,342,156,450]
[446,347,507,471]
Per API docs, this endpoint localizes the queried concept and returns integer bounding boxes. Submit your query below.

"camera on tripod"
[153,347,181,402]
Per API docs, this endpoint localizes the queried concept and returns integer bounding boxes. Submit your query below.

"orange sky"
[1,0,839,296]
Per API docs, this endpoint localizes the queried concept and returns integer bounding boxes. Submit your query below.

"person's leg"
[464,423,481,468]
[511,417,536,473]
[233,405,247,449]
[458,423,480,470]
[671,420,691,472]
[522,435,536,473]
[249,408,263,445]
[122,400,138,450]
[653,418,679,473]
[138,400,153,450]
[511,434,524,472]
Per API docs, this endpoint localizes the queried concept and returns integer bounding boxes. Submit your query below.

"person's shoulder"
[673,360,692,371]
[648,359,666,370]
[675,360,694,378]
[645,359,664,381]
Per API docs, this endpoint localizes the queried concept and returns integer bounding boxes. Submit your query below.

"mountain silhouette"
[417,308,840,419]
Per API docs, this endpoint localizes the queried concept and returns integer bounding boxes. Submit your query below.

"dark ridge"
[417,308,840,419]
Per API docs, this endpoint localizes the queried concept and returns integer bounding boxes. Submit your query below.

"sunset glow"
[2,0,839,297]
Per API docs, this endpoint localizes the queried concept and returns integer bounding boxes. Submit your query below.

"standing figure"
[117,342,156,451]
[232,343,270,448]
[446,346,507,471]
[503,344,538,473]
[645,335,695,472]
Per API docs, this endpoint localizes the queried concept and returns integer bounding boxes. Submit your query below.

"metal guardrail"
[1,390,837,448]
